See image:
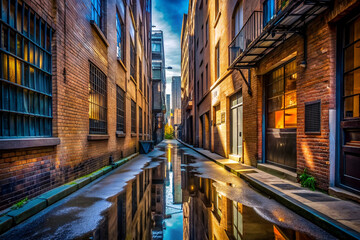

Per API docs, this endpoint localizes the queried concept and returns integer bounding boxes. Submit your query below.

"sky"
[152,0,188,94]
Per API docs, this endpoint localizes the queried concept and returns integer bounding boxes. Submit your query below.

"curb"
[177,139,360,240]
[0,152,139,235]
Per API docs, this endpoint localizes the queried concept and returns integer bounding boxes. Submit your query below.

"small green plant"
[299,169,316,191]
[11,197,28,210]
[164,124,174,139]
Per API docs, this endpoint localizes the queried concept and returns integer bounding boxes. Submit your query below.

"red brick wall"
[0,0,151,210]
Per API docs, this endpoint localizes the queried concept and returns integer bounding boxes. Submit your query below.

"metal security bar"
[131,99,136,133]
[89,63,107,134]
[139,106,142,134]
[0,0,53,138]
[229,11,263,66]
[116,85,125,132]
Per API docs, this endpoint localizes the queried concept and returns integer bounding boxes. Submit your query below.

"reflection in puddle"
[9,141,332,240]
[88,141,333,240]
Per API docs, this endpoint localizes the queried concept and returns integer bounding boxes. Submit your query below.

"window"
[139,107,143,134]
[139,60,143,91]
[91,0,105,32]
[215,0,219,17]
[89,63,107,134]
[201,72,204,97]
[343,15,360,119]
[130,41,136,81]
[116,11,125,61]
[205,19,209,45]
[152,43,161,52]
[266,60,297,129]
[215,42,220,79]
[205,64,209,91]
[263,0,275,26]
[116,86,125,132]
[0,1,53,138]
[131,100,136,133]
[233,202,243,240]
[234,2,243,36]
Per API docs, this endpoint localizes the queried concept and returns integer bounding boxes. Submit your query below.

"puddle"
[0,140,336,240]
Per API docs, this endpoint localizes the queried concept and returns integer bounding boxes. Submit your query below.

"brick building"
[181,0,360,195]
[0,0,152,210]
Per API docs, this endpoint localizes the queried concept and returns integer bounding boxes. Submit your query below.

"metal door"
[230,91,243,158]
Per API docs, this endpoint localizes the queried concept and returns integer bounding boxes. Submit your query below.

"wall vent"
[305,100,321,133]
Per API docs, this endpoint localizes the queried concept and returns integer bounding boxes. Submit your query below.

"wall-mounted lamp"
[300,60,307,68]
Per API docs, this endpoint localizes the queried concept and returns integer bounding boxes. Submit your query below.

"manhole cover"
[272,183,301,190]
[293,192,339,202]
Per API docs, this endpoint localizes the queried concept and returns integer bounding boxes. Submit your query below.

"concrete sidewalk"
[177,139,360,240]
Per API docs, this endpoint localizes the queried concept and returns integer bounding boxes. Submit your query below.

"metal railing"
[229,11,263,66]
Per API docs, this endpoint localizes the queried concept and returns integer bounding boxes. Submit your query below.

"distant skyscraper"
[172,76,181,110]
[166,94,171,124]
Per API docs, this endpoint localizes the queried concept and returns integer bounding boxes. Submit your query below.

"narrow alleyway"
[0,140,336,240]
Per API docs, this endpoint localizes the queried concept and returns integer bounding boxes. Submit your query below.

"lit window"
[0,1,53,138]
[267,61,297,129]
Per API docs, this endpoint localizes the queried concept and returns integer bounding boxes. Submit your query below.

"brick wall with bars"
[0,0,150,210]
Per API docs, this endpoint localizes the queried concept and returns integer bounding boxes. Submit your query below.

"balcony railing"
[229,11,263,66]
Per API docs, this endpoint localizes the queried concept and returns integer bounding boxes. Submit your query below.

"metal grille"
[89,63,107,134]
[131,99,136,133]
[0,0,53,138]
[305,101,321,133]
[116,85,125,132]
[139,107,142,134]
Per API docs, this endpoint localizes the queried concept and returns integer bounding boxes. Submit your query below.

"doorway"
[230,91,243,159]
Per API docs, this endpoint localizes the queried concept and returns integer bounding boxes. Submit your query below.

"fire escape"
[228,0,332,95]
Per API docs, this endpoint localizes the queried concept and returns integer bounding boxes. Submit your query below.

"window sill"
[130,76,137,85]
[90,20,109,47]
[213,12,221,28]
[117,58,127,71]
[116,131,126,138]
[0,137,60,150]
[131,133,137,137]
[87,134,110,141]
[139,133,143,137]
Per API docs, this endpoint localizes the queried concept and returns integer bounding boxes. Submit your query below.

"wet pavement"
[0,140,337,240]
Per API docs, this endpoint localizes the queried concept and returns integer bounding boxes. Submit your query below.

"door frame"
[336,9,360,194]
[230,90,243,159]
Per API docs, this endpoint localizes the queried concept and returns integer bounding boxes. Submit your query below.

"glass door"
[230,91,243,158]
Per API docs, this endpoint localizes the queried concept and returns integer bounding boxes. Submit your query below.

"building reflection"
[182,165,317,240]
[152,157,166,239]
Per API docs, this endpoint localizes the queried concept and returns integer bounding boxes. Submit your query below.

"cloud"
[152,0,188,94]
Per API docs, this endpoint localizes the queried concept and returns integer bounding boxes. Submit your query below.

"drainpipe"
[300,24,307,68]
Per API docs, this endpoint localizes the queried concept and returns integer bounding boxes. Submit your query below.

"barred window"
[130,41,136,81]
[0,0,53,138]
[89,63,107,134]
[116,85,125,132]
[91,0,105,32]
[131,99,136,133]
[139,107,142,134]
[116,11,125,61]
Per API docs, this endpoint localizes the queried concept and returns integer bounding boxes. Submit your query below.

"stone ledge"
[329,187,360,204]
[87,134,109,141]
[90,20,109,47]
[0,137,60,150]
[6,198,47,224]
[0,216,13,234]
[37,184,78,206]
[116,131,126,138]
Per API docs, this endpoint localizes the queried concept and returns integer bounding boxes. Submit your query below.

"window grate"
[89,63,107,134]
[131,100,136,133]
[305,101,321,133]
[0,0,53,138]
[116,85,125,132]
